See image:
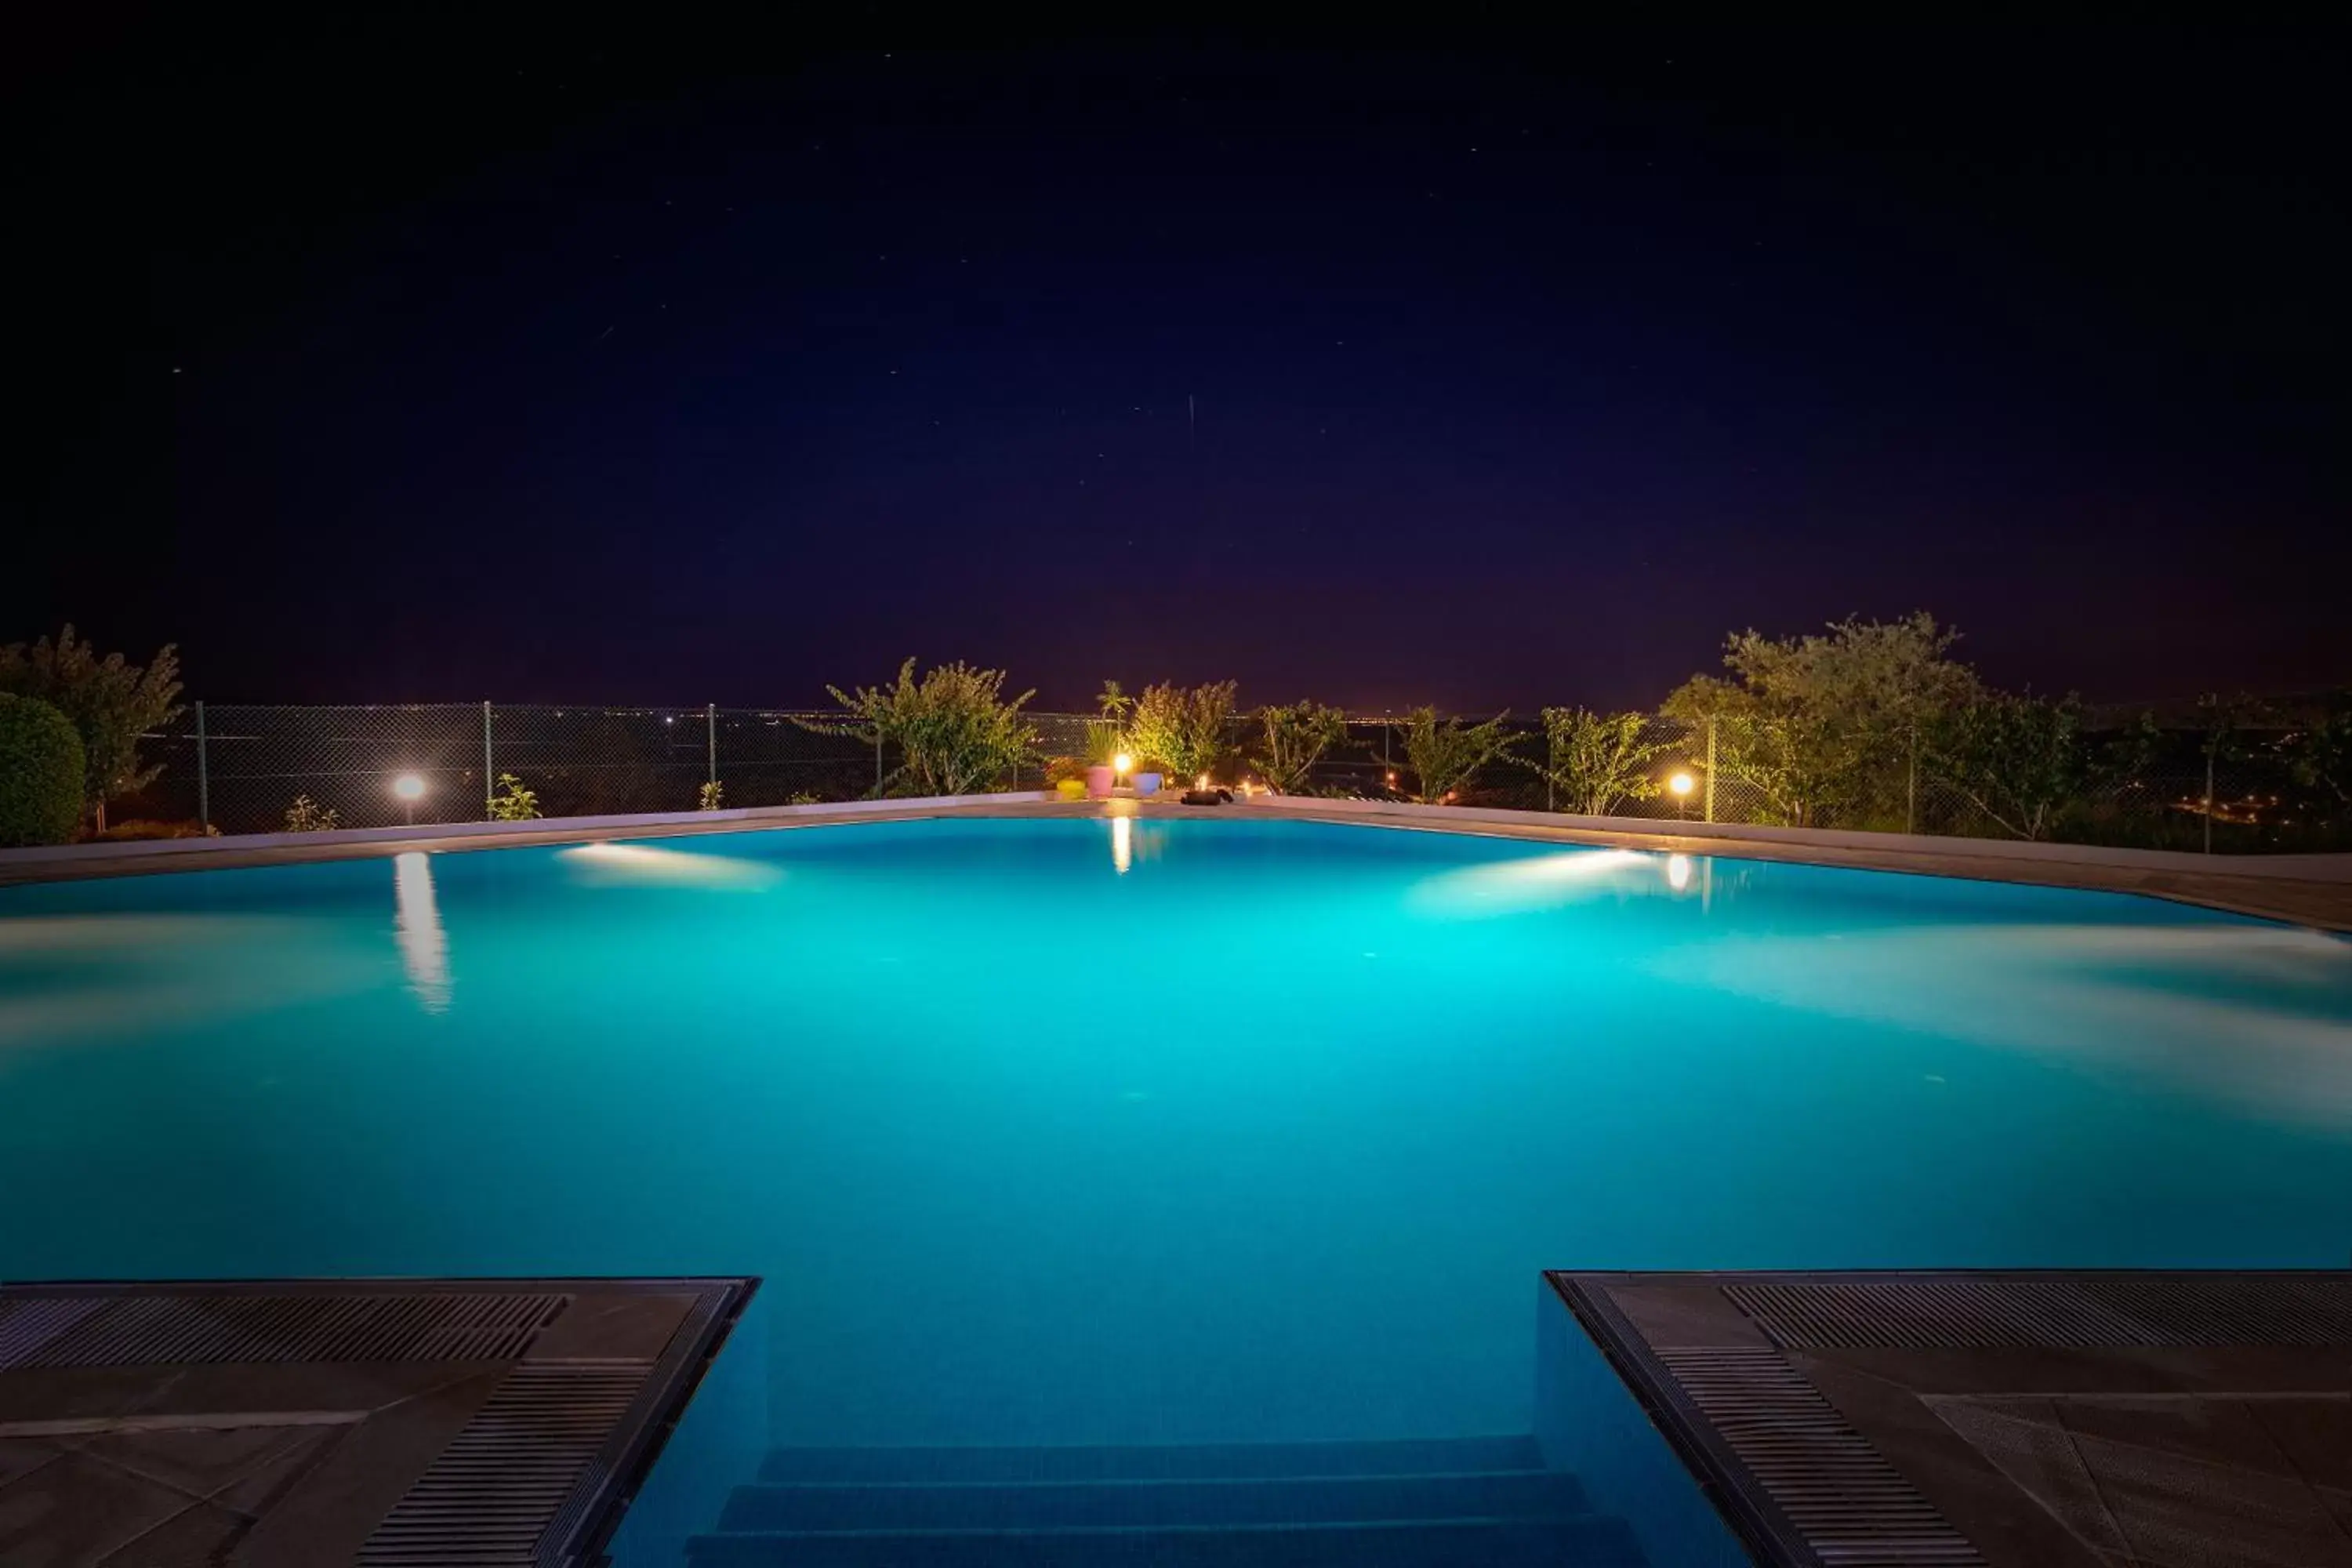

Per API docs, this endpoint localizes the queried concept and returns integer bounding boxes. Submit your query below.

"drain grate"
[358,1363,650,1566]
[1657,1346,1984,1567]
[1724,1276,2352,1350]
[0,1291,566,1368]
[1723,1280,2156,1349]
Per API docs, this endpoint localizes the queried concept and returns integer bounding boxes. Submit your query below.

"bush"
[1043,755,1087,786]
[1251,700,1348,793]
[0,692,86,846]
[92,818,216,841]
[1396,707,1518,804]
[0,626,183,832]
[699,780,725,811]
[283,795,342,833]
[488,773,543,821]
[1128,681,1238,784]
[810,659,1040,797]
[1534,707,1671,816]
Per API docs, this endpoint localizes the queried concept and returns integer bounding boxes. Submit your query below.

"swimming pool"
[3,815,2349,1562]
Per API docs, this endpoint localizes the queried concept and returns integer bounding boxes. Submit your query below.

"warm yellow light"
[1196,773,1210,790]
[1668,771,1695,797]
[393,773,426,800]
[1113,752,1133,775]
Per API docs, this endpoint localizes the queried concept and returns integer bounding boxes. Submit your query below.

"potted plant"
[1131,757,1170,797]
[1083,720,1123,799]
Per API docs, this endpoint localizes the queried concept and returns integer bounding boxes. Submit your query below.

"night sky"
[13,21,2347,712]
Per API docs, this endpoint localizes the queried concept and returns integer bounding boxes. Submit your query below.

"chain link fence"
[109,701,2347,854]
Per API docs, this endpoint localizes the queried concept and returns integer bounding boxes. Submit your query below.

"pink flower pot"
[1084,765,1116,800]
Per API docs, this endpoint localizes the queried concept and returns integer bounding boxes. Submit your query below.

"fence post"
[483,700,495,819]
[1703,717,1717,824]
[195,701,209,832]
[2204,741,2216,855]
[1906,728,1918,835]
[706,702,718,788]
[876,729,884,793]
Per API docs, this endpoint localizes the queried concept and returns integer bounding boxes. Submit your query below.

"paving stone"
[0,1450,201,1568]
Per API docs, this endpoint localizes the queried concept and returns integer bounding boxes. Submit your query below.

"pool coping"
[2,793,2347,931]
[0,1274,756,1564]
[1548,1268,2352,1568]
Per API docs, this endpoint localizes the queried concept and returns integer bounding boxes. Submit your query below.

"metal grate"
[0,1291,565,1368]
[2074,1276,2352,1345]
[359,1363,650,1567]
[1724,1277,2352,1350]
[1723,1280,2158,1349]
[1658,1347,1984,1566]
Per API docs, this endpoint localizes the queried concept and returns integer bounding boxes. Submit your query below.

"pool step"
[756,1434,1548,1485]
[721,1469,1592,1532]
[684,1517,1646,1566]
[686,1437,1646,1566]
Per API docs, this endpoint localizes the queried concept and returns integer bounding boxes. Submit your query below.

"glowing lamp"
[1668,772,1695,797]
[1196,773,1210,790]
[393,774,426,801]
[1113,752,1133,775]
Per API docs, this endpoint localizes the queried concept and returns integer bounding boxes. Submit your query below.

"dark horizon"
[13,21,2347,713]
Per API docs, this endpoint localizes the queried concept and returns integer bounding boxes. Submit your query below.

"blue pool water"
[3,815,2350,1561]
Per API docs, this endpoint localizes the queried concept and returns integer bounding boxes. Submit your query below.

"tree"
[1662,612,1976,826]
[1128,681,1239,784]
[1251,700,1349,793]
[1395,707,1517,804]
[0,626,183,832]
[1533,707,1671,816]
[0,693,85,847]
[808,659,1039,797]
[1926,691,2085,840]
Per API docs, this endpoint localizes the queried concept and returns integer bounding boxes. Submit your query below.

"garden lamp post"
[1669,771,1695,821]
[393,772,426,826]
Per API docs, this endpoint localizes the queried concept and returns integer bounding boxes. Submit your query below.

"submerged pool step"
[684,1515,1647,1567]
[756,1435,1547,1485]
[720,1468,1592,1532]
[692,1437,1646,1566]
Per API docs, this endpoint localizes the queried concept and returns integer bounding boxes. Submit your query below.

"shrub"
[93,818,214,841]
[1043,755,1087,786]
[488,773,543,821]
[0,626,183,832]
[1396,706,1518,804]
[283,795,343,833]
[809,658,1040,797]
[1251,700,1348,793]
[0,693,85,846]
[1128,681,1238,784]
[1925,691,2085,841]
[1533,707,1671,816]
[699,780,725,811]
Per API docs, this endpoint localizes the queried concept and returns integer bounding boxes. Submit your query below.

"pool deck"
[1552,1269,2352,1568]
[3,794,2348,931]
[0,1276,751,1565]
